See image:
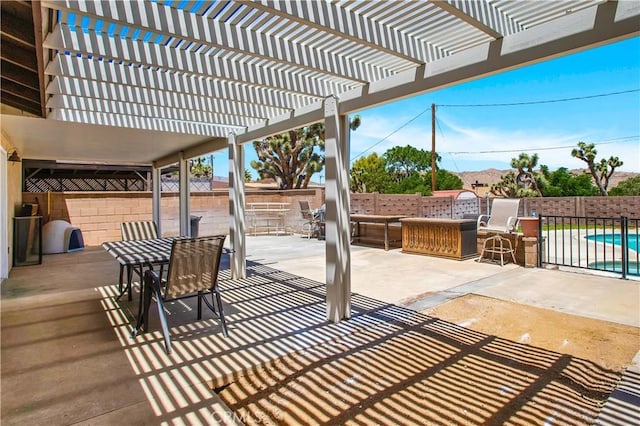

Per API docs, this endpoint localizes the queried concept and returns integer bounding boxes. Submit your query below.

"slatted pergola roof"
[1,0,638,321]
[2,0,638,165]
[16,0,633,164]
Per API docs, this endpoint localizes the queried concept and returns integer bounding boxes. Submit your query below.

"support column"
[151,165,161,235]
[228,133,246,279]
[179,152,190,237]
[324,96,351,322]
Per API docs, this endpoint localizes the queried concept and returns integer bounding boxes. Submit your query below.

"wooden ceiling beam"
[1,60,39,90]
[22,159,153,172]
[0,91,41,116]
[1,77,41,102]
[0,0,32,18]
[0,0,45,117]
[1,4,36,46]
[32,0,47,117]
[0,36,38,71]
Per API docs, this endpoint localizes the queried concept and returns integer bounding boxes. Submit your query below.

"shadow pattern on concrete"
[97,256,627,425]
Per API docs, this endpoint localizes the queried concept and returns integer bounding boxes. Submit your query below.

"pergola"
[1,0,638,321]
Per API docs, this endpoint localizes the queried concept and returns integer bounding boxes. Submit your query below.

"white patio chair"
[476,199,520,266]
[299,200,322,239]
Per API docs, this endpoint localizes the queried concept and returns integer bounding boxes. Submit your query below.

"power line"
[350,88,639,161]
[435,115,463,172]
[444,135,639,155]
[439,88,639,107]
[349,107,430,161]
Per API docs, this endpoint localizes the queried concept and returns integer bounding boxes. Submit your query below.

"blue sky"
[213,36,639,180]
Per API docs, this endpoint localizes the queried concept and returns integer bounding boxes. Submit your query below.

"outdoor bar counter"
[350,214,406,251]
[400,218,477,260]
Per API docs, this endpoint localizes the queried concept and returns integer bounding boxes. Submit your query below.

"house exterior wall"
[1,131,23,275]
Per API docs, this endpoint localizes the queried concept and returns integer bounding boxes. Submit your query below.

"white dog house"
[42,220,85,254]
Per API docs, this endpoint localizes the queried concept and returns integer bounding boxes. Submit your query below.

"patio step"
[596,351,640,426]
[595,351,640,425]
[596,368,640,426]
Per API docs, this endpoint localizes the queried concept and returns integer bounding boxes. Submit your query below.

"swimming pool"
[586,233,639,252]
[586,233,639,276]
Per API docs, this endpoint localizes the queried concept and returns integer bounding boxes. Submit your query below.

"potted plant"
[519,216,540,238]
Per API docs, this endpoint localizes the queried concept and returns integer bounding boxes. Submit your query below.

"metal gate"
[541,215,639,279]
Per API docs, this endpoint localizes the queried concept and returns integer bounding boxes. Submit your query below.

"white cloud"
[350,112,432,160]
[351,112,639,173]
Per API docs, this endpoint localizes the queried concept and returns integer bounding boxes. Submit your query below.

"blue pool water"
[586,233,639,252]
[586,233,639,276]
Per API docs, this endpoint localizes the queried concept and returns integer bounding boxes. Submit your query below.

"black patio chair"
[117,220,159,301]
[140,235,229,354]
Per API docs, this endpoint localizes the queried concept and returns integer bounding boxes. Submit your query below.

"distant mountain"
[237,170,638,192]
[454,168,639,193]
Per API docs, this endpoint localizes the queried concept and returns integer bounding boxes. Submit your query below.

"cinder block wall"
[22,192,155,245]
[21,190,639,247]
[482,196,640,218]
[350,193,640,220]
[22,188,324,246]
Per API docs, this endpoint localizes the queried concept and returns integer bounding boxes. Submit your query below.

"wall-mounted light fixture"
[7,150,21,162]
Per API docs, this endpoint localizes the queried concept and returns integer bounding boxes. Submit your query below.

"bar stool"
[475,198,521,266]
[477,233,517,266]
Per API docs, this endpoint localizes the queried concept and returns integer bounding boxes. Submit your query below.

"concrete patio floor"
[1,235,638,425]
[245,235,639,327]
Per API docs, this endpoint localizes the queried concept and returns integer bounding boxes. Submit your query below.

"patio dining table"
[102,237,232,336]
[103,237,233,266]
[102,237,175,267]
[102,237,176,333]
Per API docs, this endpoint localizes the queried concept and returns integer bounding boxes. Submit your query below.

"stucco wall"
[2,131,24,273]
[351,193,640,220]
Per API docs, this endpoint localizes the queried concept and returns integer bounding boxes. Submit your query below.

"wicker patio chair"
[140,235,228,354]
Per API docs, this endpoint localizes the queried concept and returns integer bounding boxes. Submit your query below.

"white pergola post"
[179,152,190,237]
[151,165,161,235]
[228,133,246,279]
[324,96,351,322]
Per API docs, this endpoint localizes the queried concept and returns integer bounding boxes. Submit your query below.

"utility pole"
[431,103,436,192]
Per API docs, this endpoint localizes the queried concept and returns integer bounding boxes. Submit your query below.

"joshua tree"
[251,116,361,189]
[511,153,542,197]
[490,171,522,197]
[571,141,623,196]
[189,157,212,178]
[491,153,541,197]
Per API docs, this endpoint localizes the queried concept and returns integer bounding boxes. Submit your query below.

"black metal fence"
[541,215,639,279]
